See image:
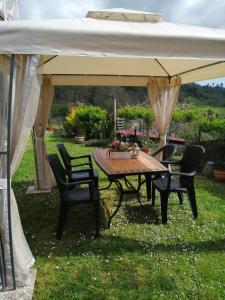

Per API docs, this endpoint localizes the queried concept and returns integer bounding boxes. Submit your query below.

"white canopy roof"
[0,9,225,85]
[0,0,18,20]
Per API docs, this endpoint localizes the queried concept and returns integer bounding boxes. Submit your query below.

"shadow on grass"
[31,233,225,259]
[14,180,108,239]
[14,179,225,263]
[123,202,159,224]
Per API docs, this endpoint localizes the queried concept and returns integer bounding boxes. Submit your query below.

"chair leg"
[160,191,169,224]
[56,203,69,239]
[94,199,100,238]
[94,176,99,188]
[145,174,152,202]
[177,192,184,204]
[187,186,198,219]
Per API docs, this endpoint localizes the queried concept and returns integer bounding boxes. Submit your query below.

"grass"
[14,134,225,299]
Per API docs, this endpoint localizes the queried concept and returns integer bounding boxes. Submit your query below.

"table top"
[92,149,168,177]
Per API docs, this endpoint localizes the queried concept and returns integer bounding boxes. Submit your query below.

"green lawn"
[14,134,225,300]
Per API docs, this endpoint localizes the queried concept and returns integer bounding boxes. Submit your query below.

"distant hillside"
[52,83,225,119]
[180,83,225,106]
[54,86,148,110]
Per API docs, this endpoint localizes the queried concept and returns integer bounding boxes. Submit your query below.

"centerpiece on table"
[140,138,154,155]
[108,140,140,159]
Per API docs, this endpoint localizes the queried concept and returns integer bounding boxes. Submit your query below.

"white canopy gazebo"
[0,9,225,291]
[0,0,18,20]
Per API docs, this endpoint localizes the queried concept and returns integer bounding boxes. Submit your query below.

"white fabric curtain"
[148,77,181,152]
[34,76,54,190]
[0,54,41,287]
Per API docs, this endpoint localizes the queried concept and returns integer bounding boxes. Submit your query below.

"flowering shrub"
[64,104,109,140]
[110,140,130,152]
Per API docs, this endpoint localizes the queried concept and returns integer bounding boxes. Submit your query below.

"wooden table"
[92,149,168,227]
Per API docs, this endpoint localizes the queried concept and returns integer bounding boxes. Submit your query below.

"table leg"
[136,190,158,224]
[107,176,158,228]
[99,181,112,191]
[127,178,158,223]
[124,176,133,189]
[108,180,124,228]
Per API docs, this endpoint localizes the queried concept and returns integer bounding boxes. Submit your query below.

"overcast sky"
[18,0,225,28]
[18,0,225,85]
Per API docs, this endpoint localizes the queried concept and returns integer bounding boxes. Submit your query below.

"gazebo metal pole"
[0,239,6,290]
[113,98,117,139]
[31,126,40,190]
[7,54,16,290]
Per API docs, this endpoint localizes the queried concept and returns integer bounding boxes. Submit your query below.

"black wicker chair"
[143,144,177,203]
[46,153,100,239]
[56,143,99,187]
[152,145,205,224]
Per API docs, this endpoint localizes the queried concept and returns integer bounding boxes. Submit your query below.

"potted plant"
[214,162,225,182]
[74,128,85,144]
[141,138,154,155]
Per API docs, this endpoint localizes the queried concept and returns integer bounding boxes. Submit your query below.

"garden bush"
[64,104,109,140]
[171,108,225,142]
[117,105,154,127]
[199,117,225,136]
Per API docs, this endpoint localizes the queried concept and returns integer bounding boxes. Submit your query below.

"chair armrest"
[166,171,196,190]
[171,171,196,177]
[71,155,92,162]
[71,162,92,168]
[67,168,94,175]
[151,149,160,157]
[162,160,181,165]
[58,176,93,188]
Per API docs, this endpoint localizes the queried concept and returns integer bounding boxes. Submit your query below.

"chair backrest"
[56,144,72,171]
[116,118,125,130]
[180,145,205,174]
[152,144,177,161]
[46,153,68,194]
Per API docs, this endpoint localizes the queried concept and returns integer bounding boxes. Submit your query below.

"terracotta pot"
[74,136,85,144]
[141,147,151,155]
[214,170,225,182]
